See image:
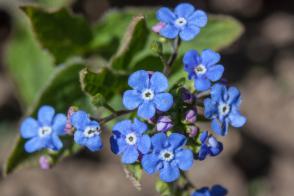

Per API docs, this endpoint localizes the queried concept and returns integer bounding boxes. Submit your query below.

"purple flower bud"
[187,126,199,137]
[156,116,173,132]
[185,109,197,124]
[65,106,78,134]
[152,22,166,33]
[180,88,194,104]
[39,156,51,170]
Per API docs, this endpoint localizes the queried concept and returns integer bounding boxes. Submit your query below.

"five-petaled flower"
[20,105,66,153]
[110,118,151,164]
[123,70,173,119]
[142,133,193,182]
[198,131,223,160]
[71,111,102,151]
[156,3,207,41]
[192,185,228,196]
[204,84,247,136]
[184,49,224,91]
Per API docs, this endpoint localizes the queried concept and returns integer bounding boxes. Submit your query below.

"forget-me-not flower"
[192,185,228,196]
[184,49,224,91]
[142,133,193,182]
[20,105,66,153]
[110,118,151,164]
[198,131,223,160]
[123,70,173,119]
[204,84,246,136]
[156,3,207,41]
[71,110,102,151]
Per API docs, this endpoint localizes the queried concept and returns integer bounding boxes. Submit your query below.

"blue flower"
[110,118,151,164]
[20,105,66,153]
[192,185,228,196]
[156,3,207,41]
[183,49,224,91]
[142,133,193,182]
[204,84,247,136]
[70,111,102,151]
[123,70,173,119]
[198,131,223,160]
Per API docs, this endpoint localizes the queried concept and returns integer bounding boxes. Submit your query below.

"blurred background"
[0,0,293,195]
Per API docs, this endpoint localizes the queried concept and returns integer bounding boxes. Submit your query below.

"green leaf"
[6,13,54,107]
[110,15,149,70]
[4,62,85,175]
[155,180,173,196]
[123,163,143,191]
[21,6,93,63]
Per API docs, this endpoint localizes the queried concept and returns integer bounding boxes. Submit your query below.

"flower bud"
[156,116,173,132]
[187,125,199,137]
[39,156,51,170]
[152,22,166,33]
[180,88,195,104]
[185,109,197,124]
[65,106,78,134]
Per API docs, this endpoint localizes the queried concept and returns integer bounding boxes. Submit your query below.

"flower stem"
[98,110,133,125]
[196,90,211,99]
[163,37,181,76]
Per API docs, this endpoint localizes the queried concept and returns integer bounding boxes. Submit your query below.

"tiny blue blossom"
[156,3,207,41]
[142,133,193,182]
[184,49,224,91]
[198,131,223,160]
[192,185,228,196]
[110,118,151,164]
[71,111,102,151]
[204,84,247,136]
[123,70,173,119]
[20,105,66,153]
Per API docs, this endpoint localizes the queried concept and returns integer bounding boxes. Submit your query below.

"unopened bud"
[156,116,173,132]
[184,109,197,124]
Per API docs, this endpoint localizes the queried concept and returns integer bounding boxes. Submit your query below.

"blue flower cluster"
[192,185,228,196]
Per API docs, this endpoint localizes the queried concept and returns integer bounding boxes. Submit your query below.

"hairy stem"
[196,90,211,99]
[91,110,133,125]
[163,37,181,76]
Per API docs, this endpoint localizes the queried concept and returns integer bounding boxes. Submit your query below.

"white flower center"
[219,103,231,116]
[194,64,207,75]
[160,150,174,161]
[125,133,137,145]
[175,17,187,27]
[83,126,100,138]
[38,126,52,137]
[142,89,154,101]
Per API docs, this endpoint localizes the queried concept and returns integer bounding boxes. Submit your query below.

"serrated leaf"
[4,62,85,175]
[21,6,93,64]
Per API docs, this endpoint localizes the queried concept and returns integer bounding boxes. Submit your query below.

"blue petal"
[194,77,211,91]
[154,93,173,112]
[38,105,55,126]
[211,185,228,196]
[160,24,179,39]
[71,111,90,131]
[179,25,200,41]
[209,143,223,156]
[211,118,228,136]
[204,98,217,118]
[110,133,127,154]
[159,162,180,182]
[176,149,193,170]
[74,131,87,145]
[128,70,149,91]
[20,117,39,138]
[168,133,186,149]
[150,72,168,93]
[199,131,208,143]
[198,144,208,160]
[86,136,103,152]
[175,3,195,17]
[206,65,224,81]
[229,111,246,128]
[211,83,227,102]
[142,153,160,174]
[138,135,151,154]
[113,120,132,135]
[201,49,220,66]
[188,10,208,27]
[49,133,63,151]
[88,120,100,128]
[227,86,241,105]
[183,50,201,67]
[132,118,147,134]
[156,7,176,23]
[122,146,139,164]
[192,187,210,196]
[52,114,66,135]
[24,137,44,153]
[123,90,142,110]
[151,132,167,150]
[137,102,156,119]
